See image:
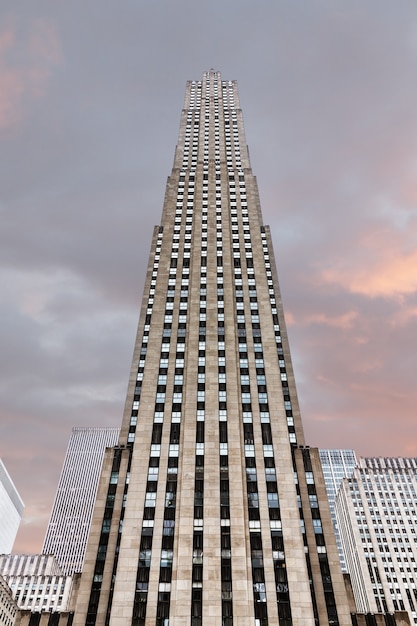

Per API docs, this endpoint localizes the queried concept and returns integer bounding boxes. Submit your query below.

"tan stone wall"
[71,70,358,626]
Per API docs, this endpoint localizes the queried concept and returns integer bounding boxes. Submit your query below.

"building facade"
[0,576,18,626]
[319,450,358,572]
[0,460,24,555]
[0,555,75,614]
[42,428,120,575]
[73,71,351,626]
[335,457,417,622]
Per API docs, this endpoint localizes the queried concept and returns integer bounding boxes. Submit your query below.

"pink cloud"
[322,253,417,298]
[288,309,359,331]
[0,18,62,132]
[318,224,417,298]
[306,310,358,329]
[14,507,50,553]
[29,18,62,65]
[284,310,296,327]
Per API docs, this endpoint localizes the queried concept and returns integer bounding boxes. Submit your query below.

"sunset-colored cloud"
[391,306,417,326]
[319,228,417,298]
[287,309,359,331]
[0,18,61,131]
[284,310,296,326]
[306,310,358,329]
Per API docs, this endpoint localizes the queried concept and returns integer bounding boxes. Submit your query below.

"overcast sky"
[2,1,417,553]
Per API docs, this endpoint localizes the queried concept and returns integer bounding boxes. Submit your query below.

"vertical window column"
[155,181,193,623]
[216,190,233,625]
[191,246,207,626]
[260,229,296,445]
[129,231,164,445]
[233,259,268,625]
[86,449,123,626]
[303,450,340,626]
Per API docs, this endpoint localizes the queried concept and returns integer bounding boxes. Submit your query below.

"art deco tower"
[74,71,351,626]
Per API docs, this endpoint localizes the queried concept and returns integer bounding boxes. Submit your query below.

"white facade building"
[319,450,358,571]
[335,457,417,623]
[0,576,18,626]
[0,460,24,555]
[42,427,119,575]
[0,555,74,614]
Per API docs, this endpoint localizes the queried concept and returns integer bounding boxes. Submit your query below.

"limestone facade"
[73,70,352,626]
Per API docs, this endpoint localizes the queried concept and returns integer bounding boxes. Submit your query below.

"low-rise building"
[0,556,74,614]
[0,576,18,626]
[336,457,417,623]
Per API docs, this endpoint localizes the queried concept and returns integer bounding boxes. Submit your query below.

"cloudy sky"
[1,1,417,553]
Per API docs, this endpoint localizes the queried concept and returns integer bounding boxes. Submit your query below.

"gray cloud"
[1,1,417,552]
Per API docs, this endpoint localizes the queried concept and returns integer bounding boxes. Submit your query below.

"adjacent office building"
[336,457,417,622]
[73,70,351,626]
[42,428,120,575]
[320,450,358,572]
[0,460,24,555]
[0,555,75,613]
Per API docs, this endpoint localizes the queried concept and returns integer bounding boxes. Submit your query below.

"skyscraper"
[0,459,24,554]
[43,427,120,575]
[74,70,351,626]
[319,450,358,572]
